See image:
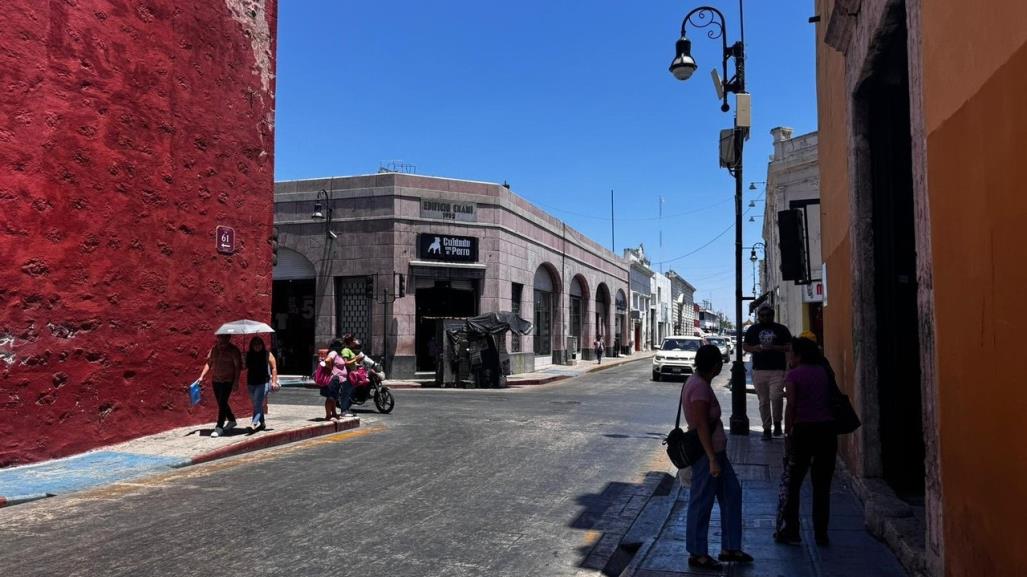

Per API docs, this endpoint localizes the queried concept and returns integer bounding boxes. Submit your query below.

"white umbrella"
[214,319,275,335]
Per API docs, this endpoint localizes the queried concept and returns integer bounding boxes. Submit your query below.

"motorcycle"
[349,355,395,414]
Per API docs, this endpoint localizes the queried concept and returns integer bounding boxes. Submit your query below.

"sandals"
[687,555,722,570]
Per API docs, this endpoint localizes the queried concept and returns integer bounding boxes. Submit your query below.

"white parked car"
[652,336,705,381]
[705,336,731,363]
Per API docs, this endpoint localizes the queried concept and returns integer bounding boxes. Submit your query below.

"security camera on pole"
[669,3,751,435]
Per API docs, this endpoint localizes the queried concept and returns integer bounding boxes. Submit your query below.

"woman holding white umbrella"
[199,320,275,437]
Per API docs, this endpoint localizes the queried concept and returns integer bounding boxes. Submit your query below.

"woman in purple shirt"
[776,337,837,546]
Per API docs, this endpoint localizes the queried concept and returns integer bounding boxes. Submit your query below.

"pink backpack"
[348,366,370,387]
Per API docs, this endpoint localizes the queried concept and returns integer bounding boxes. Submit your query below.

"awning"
[748,291,772,314]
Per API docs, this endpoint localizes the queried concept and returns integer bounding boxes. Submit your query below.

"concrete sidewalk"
[0,403,359,508]
[581,377,908,577]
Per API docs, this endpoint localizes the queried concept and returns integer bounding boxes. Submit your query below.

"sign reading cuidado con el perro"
[417,234,478,263]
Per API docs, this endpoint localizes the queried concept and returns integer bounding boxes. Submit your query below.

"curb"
[0,493,52,508]
[509,356,652,387]
[182,417,361,467]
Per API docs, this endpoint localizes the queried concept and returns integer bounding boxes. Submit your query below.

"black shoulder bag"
[824,362,861,435]
[663,388,707,469]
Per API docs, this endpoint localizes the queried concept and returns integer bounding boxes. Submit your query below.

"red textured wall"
[0,0,278,466]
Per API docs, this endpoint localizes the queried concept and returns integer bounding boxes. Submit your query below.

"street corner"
[188,416,361,466]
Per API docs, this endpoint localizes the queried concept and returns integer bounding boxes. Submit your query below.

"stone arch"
[272,247,315,280]
[532,263,562,356]
[569,274,590,353]
[595,282,612,348]
[615,289,628,354]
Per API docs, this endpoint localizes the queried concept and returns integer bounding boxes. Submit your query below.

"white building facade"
[758,127,824,340]
[652,272,672,347]
[666,270,697,335]
[625,245,654,352]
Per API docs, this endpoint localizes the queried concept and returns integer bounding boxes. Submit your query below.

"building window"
[533,266,557,356]
[335,276,372,352]
[511,282,523,352]
[569,295,582,351]
[534,289,552,355]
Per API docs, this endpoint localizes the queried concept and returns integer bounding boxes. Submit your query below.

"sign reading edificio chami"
[420,198,476,222]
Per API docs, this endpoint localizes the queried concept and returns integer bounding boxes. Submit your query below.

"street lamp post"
[311,189,337,241]
[670,3,751,435]
[748,242,766,297]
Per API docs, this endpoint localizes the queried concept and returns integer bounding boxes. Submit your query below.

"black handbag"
[663,390,706,469]
[825,363,861,434]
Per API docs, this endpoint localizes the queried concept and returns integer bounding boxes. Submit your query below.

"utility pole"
[610,189,615,254]
[373,272,406,374]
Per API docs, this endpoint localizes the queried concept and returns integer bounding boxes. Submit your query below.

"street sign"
[216,225,235,255]
[417,234,478,262]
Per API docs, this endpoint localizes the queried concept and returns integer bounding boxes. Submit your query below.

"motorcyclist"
[348,340,374,403]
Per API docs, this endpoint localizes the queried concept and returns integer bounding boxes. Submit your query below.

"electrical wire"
[655,190,766,266]
[531,197,732,222]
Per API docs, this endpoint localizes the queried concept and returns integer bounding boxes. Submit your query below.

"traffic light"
[270,226,279,266]
[777,209,809,283]
[397,273,405,298]
[365,276,374,300]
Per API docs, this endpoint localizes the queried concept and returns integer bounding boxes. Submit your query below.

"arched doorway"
[533,264,560,357]
[595,283,611,350]
[569,275,589,354]
[615,289,627,355]
[272,247,316,375]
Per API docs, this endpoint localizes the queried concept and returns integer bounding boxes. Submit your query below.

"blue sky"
[274,0,818,317]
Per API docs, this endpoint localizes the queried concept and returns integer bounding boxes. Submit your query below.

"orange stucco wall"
[814,0,862,475]
[924,16,1027,577]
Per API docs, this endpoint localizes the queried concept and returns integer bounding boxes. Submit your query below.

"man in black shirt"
[743,305,793,440]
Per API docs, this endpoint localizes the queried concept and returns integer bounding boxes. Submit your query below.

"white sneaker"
[225,420,237,430]
[342,412,355,418]
[211,427,224,438]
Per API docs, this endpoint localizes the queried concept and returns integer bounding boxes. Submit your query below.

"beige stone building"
[272,173,629,379]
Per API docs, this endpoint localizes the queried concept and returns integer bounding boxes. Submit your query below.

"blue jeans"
[248,383,268,426]
[686,452,743,556]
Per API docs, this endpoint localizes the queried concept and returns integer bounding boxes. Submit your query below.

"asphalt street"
[0,359,687,577]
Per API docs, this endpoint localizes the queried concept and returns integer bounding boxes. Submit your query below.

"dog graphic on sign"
[427,236,442,255]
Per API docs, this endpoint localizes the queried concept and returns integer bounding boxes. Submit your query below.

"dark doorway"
[271,279,316,375]
[415,280,478,371]
[859,9,925,498]
[808,302,824,346]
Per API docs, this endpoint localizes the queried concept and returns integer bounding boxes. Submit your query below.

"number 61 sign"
[216,225,235,255]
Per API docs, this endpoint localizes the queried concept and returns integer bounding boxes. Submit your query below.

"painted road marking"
[41,425,386,505]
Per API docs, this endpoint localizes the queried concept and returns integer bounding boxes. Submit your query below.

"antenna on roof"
[378,160,417,174]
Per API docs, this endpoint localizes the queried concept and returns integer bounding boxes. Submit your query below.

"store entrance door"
[271,247,317,376]
[271,279,316,375]
[415,280,478,371]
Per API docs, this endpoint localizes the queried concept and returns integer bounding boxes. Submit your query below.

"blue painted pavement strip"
[0,451,186,498]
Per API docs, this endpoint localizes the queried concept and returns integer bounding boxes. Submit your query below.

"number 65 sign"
[216,225,235,255]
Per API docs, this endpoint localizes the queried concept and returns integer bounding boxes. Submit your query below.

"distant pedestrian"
[775,336,838,547]
[198,334,242,437]
[595,338,604,364]
[681,344,753,570]
[245,336,278,432]
[743,305,793,440]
